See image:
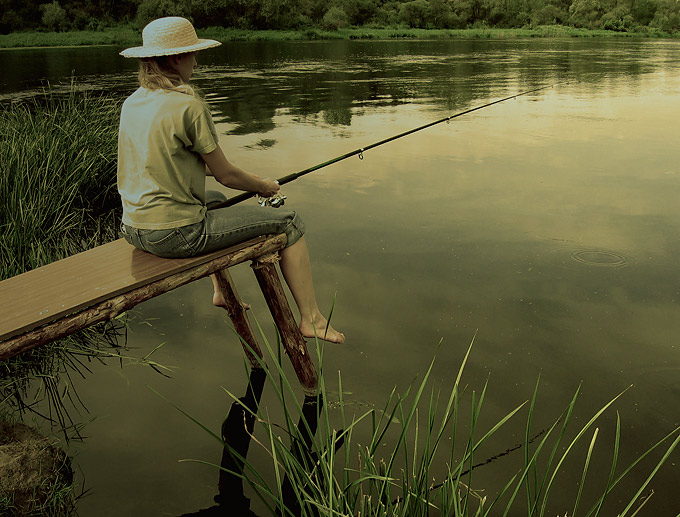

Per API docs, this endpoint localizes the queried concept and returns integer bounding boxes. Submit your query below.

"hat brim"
[120,39,221,58]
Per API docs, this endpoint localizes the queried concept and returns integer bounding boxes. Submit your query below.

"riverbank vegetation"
[0,0,679,48]
[0,84,127,514]
[0,86,128,426]
[1,24,670,49]
[0,87,120,278]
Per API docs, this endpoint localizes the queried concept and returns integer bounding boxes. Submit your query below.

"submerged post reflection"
[215,367,267,515]
[180,367,324,517]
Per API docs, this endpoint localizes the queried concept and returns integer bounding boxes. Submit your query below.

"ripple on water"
[538,243,634,275]
[570,249,631,268]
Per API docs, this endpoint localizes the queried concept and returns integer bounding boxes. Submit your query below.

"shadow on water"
[180,367,342,517]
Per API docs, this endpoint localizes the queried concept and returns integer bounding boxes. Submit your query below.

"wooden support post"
[251,253,318,394]
[213,269,263,369]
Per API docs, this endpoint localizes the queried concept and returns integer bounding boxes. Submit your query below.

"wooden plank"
[0,234,287,343]
[0,235,285,360]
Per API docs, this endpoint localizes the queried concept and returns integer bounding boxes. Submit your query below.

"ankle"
[308,311,327,326]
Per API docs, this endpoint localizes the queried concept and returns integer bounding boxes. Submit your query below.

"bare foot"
[212,291,250,311]
[213,290,226,308]
[299,315,345,344]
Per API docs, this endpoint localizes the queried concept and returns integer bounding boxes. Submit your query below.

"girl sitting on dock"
[117,16,344,344]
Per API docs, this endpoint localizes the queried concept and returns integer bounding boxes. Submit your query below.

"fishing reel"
[258,193,287,208]
[258,181,287,208]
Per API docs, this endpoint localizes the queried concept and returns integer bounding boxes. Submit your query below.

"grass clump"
[0,421,76,516]
[174,332,680,516]
[0,84,126,426]
[0,83,121,278]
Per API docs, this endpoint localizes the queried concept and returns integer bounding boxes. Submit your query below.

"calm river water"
[2,37,680,515]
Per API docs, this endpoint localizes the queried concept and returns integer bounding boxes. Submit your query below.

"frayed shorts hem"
[121,204,305,259]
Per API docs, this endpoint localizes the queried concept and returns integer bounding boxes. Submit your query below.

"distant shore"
[1,25,677,49]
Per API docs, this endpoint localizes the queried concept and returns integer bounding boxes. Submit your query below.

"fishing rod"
[208,83,557,210]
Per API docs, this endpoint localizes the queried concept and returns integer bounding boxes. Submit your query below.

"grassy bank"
[205,24,676,41]
[1,24,677,49]
[0,26,139,48]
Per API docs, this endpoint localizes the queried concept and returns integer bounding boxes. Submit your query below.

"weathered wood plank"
[0,234,287,347]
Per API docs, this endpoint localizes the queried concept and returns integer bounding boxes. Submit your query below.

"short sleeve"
[185,100,219,155]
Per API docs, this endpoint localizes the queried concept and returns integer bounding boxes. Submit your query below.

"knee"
[284,211,306,247]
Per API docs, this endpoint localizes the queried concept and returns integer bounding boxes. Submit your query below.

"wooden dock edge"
[0,235,286,361]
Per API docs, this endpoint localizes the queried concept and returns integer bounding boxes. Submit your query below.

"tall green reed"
[176,329,680,516]
[0,83,121,278]
[0,84,136,428]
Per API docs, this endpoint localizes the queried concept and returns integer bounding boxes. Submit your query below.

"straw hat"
[120,17,221,58]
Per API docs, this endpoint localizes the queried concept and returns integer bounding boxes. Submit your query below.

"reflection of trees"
[0,47,136,98]
[197,39,658,138]
[211,84,277,135]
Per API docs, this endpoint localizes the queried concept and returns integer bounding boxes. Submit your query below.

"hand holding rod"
[208,84,558,210]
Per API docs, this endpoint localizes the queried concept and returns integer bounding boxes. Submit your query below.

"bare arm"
[201,146,279,197]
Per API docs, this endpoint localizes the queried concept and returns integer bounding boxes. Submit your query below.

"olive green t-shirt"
[117,87,219,229]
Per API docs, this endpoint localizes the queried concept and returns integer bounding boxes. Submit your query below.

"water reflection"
[3,39,678,137]
[2,38,680,514]
[188,367,266,517]
[180,367,330,517]
[195,39,678,137]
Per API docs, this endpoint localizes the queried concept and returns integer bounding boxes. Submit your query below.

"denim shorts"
[120,191,305,258]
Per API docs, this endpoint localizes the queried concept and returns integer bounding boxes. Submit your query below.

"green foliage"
[337,0,380,25]
[601,6,636,31]
[0,87,120,279]
[410,0,460,28]
[322,6,350,30]
[189,0,232,28]
[40,1,68,32]
[649,0,680,32]
[0,9,23,34]
[631,0,658,25]
[399,0,431,28]
[1,0,679,36]
[0,85,127,425]
[134,0,191,30]
[568,0,607,28]
[428,0,465,28]
[530,4,569,25]
[254,0,313,29]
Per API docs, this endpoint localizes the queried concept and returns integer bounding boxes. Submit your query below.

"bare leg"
[211,240,343,343]
[212,274,226,307]
[279,237,345,344]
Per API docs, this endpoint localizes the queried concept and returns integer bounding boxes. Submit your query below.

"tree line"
[1,0,678,35]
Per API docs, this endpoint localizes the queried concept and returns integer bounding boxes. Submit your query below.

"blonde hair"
[139,56,196,96]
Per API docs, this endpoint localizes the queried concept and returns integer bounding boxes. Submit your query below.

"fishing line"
[208,83,559,210]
